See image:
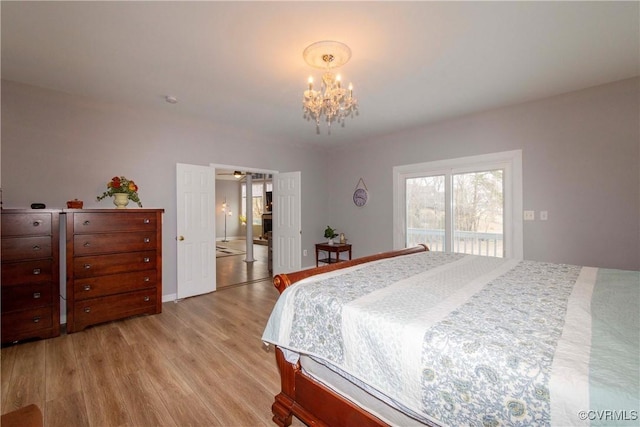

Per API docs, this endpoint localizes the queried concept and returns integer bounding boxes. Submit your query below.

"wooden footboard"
[270,245,429,427]
[272,347,390,427]
[273,244,428,294]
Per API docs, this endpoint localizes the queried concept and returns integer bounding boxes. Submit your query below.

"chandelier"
[302,41,358,133]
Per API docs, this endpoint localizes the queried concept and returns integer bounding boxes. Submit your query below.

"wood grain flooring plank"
[44,334,82,400]
[77,352,131,426]
[167,297,233,341]
[137,346,222,426]
[122,315,191,362]
[214,338,281,391]
[1,340,46,414]
[69,324,109,362]
[198,347,281,424]
[170,353,266,426]
[116,371,178,427]
[1,345,18,412]
[44,390,90,427]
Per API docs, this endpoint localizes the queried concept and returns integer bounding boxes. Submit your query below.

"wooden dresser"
[1,209,61,344]
[65,209,163,333]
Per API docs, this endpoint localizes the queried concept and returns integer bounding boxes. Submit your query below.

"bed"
[262,246,639,427]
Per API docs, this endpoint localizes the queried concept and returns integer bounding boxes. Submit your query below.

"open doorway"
[215,168,273,290]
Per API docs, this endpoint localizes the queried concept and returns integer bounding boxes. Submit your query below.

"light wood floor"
[1,279,305,426]
[216,239,271,289]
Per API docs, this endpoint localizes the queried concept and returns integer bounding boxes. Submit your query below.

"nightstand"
[315,243,352,267]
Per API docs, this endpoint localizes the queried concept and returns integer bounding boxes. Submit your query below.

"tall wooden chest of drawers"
[65,209,163,333]
[1,209,61,344]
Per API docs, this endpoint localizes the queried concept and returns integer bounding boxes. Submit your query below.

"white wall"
[326,78,639,271]
[215,179,242,240]
[2,76,638,299]
[1,80,330,297]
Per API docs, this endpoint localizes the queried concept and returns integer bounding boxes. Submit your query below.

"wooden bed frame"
[270,244,429,427]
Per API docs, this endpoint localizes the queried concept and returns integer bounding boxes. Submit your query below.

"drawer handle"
[144,276,150,282]
[33,268,41,275]
[32,220,42,227]
[144,237,150,243]
[84,307,91,313]
[83,220,90,226]
[83,242,91,247]
[83,264,91,269]
[143,296,150,302]
[143,218,150,224]
[32,245,41,251]
[32,316,41,323]
[83,284,91,291]
[33,292,41,299]
[143,257,150,263]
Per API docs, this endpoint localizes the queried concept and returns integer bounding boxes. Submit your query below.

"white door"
[176,163,217,299]
[273,171,301,275]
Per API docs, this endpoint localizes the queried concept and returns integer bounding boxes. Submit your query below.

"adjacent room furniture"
[65,209,163,333]
[1,209,61,344]
[262,213,272,239]
[315,242,352,267]
[267,231,273,273]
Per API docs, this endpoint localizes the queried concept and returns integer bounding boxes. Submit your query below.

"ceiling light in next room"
[302,40,358,134]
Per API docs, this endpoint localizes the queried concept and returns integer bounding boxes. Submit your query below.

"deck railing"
[407,228,504,257]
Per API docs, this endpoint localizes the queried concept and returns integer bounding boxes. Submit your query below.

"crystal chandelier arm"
[302,41,358,133]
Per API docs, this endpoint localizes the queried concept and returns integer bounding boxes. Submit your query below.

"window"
[394,150,522,259]
[241,180,273,225]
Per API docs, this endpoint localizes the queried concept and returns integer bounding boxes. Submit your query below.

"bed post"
[272,348,297,427]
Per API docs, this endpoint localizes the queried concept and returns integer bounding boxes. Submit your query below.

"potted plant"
[324,225,338,245]
[97,176,143,208]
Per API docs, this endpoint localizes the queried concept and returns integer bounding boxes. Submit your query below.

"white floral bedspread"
[262,251,639,426]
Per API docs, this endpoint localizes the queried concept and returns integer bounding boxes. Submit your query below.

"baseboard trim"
[162,293,177,303]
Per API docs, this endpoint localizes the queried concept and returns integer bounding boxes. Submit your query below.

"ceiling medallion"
[302,41,358,134]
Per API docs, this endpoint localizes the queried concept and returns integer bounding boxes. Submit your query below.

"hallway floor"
[216,239,271,290]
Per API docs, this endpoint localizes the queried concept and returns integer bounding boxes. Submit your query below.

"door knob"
[178,236,185,241]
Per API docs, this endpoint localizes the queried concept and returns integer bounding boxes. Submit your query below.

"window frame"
[393,150,523,259]
[241,180,273,225]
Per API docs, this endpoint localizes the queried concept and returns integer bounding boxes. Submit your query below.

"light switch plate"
[524,210,535,221]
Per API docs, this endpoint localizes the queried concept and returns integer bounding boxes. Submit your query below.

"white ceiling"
[2,1,638,147]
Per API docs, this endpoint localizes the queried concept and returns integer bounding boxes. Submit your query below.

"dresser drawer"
[1,236,52,261]
[73,232,158,256]
[74,270,157,300]
[2,260,53,286]
[1,283,53,312]
[73,250,157,278]
[73,212,159,233]
[73,288,158,331]
[1,307,53,337]
[1,213,52,236]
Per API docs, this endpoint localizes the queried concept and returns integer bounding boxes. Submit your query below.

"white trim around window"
[393,150,523,259]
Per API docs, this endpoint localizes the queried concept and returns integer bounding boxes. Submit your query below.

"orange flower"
[109,177,121,189]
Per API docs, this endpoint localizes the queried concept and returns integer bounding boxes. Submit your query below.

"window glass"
[395,150,522,258]
[453,170,504,256]
[406,175,446,251]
